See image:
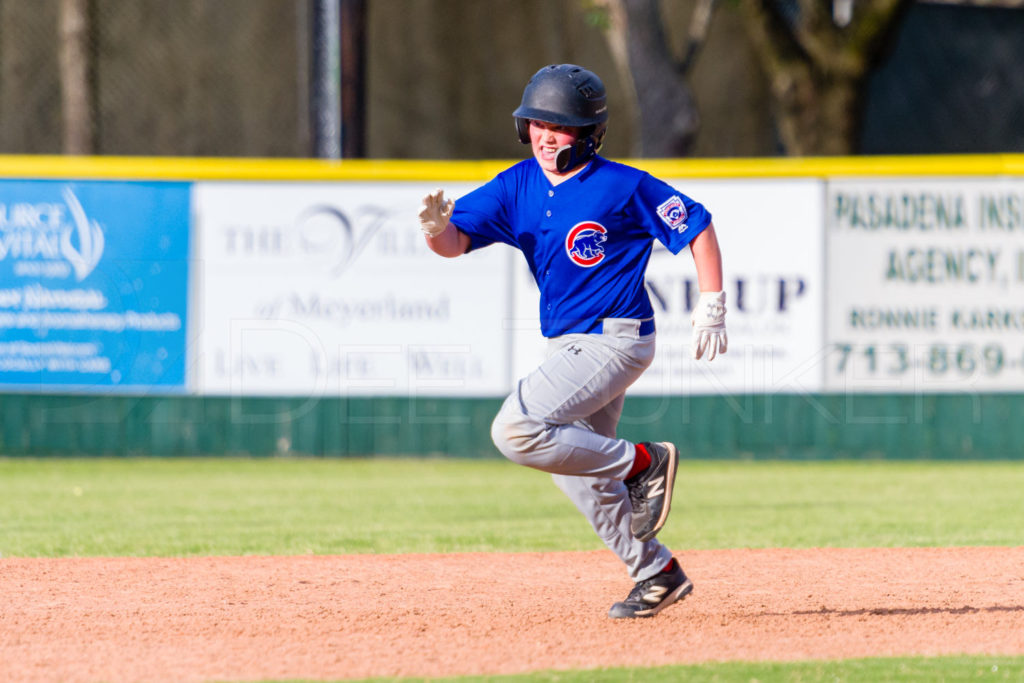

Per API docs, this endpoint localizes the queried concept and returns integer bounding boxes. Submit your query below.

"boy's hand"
[418,189,454,237]
[691,291,727,361]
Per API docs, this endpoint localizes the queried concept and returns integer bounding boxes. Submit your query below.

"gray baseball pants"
[490,318,673,582]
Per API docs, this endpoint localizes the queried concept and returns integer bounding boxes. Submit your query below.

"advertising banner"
[192,182,512,396]
[0,180,191,392]
[511,179,826,396]
[11,170,1019,400]
[826,178,1024,393]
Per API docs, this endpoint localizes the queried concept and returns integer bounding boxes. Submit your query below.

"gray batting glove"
[692,291,728,361]
[418,189,454,237]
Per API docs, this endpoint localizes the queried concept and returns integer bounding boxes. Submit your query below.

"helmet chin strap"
[555,137,597,173]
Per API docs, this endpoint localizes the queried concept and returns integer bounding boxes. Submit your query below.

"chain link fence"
[0,0,644,160]
[0,0,629,159]
[861,1,1024,154]
[0,0,309,157]
[0,0,1020,158]
[0,0,775,160]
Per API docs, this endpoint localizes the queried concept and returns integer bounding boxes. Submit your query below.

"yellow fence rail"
[1,154,1024,182]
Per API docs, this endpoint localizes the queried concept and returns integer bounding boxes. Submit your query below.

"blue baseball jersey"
[450,156,712,337]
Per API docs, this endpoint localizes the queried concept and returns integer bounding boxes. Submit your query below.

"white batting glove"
[418,189,454,237]
[691,291,728,361]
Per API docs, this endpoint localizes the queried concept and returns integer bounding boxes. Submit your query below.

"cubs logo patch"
[565,222,607,267]
[657,195,688,232]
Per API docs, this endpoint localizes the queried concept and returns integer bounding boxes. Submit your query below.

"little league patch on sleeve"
[656,195,688,232]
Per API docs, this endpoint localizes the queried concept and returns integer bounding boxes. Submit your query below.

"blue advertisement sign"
[0,180,191,393]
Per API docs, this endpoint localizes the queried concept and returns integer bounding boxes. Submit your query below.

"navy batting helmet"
[513,64,608,172]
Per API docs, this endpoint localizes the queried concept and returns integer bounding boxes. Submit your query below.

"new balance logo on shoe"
[643,585,669,604]
[647,475,665,498]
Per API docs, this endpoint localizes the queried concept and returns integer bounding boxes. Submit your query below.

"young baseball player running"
[419,64,727,618]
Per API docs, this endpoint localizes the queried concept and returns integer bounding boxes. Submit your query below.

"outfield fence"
[2,154,1023,458]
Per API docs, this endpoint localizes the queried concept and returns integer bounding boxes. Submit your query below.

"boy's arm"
[425,223,471,257]
[690,221,722,291]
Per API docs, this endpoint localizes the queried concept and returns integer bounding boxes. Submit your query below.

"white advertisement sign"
[192,182,511,396]
[512,179,826,396]
[825,178,1024,393]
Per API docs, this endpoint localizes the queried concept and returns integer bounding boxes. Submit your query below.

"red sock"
[662,558,677,573]
[627,443,651,479]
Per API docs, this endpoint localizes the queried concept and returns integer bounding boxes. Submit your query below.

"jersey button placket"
[542,191,556,313]
[540,188,554,231]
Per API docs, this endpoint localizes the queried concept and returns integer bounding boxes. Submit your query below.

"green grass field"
[3,456,1023,682]
[348,657,1024,682]
[3,457,1022,556]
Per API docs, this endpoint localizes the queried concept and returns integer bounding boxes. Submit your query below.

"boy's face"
[529,120,581,174]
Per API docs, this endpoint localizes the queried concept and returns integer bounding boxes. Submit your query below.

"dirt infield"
[2,547,1023,682]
